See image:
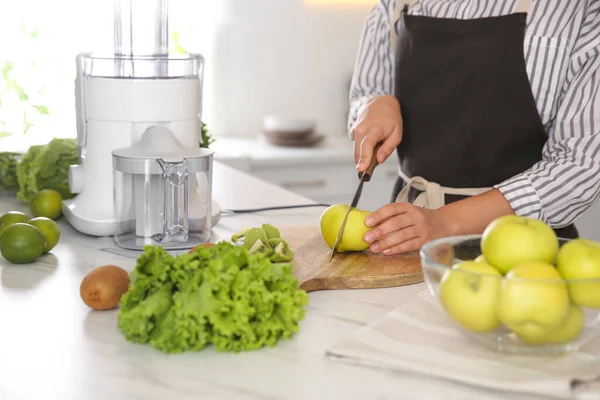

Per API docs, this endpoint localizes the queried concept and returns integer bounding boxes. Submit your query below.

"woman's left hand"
[363,203,452,255]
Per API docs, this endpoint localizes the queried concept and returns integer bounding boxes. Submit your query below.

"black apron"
[389,0,578,239]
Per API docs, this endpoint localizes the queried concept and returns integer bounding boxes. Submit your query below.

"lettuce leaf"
[0,152,20,192]
[117,242,308,354]
[16,138,79,202]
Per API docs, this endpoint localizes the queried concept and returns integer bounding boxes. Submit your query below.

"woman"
[350,0,600,255]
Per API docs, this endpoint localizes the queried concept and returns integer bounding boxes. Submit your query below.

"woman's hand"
[362,190,515,255]
[362,203,455,255]
[351,95,403,172]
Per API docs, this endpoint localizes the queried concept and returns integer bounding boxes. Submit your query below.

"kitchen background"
[1,0,599,239]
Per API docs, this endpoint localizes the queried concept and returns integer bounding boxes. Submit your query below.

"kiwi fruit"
[267,238,282,248]
[271,241,294,262]
[262,223,281,240]
[231,227,249,243]
[248,238,274,256]
[243,227,269,250]
[80,265,130,311]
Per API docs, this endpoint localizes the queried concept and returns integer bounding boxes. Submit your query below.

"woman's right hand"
[351,95,403,172]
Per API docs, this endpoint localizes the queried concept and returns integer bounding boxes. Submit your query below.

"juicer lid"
[112,126,213,174]
[112,126,213,162]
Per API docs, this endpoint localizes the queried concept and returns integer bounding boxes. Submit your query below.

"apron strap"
[395,168,492,209]
[514,0,533,13]
[390,0,413,53]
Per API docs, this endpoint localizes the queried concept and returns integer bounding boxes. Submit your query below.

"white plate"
[263,115,315,134]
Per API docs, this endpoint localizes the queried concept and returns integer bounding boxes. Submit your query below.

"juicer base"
[62,198,222,237]
[114,233,205,251]
[61,198,115,237]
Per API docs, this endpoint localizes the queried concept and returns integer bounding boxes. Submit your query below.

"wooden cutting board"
[279,226,424,293]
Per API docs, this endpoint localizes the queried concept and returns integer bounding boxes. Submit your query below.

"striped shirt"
[348,0,600,228]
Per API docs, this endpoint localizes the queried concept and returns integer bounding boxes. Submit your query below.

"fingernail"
[365,217,374,226]
[356,162,364,170]
[364,233,374,243]
[383,249,391,255]
[371,243,380,252]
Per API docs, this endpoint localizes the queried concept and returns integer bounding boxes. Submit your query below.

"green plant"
[200,122,215,148]
[0,26,50,139]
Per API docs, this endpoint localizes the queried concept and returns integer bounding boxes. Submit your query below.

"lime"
[0,211,30,236]
[30,189,63,220]
[28,217,61,253]
[0,223,46,264]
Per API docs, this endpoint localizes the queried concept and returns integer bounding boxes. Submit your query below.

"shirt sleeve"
[347,0,396,138]
[495,6,600,228]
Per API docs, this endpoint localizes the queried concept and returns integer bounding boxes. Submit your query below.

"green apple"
[439,261,502,332]
[556,238,600,309]
[481,215,559,274]
[517,304,585,345]
[474,254,487,263]
[498,261,570,339]
[320,204,372,252]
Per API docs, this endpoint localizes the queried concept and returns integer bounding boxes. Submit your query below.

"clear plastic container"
[112,126,213,250]
[76,52,204,79]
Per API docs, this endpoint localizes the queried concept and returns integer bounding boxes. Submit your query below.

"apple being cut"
[481,215,559,274]
[320,204,372,252]
[439,261,502,333]
[497,261,570,340]
[557,238,600,309]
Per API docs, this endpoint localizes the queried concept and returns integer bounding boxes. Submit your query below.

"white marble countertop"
[0,161,540,400]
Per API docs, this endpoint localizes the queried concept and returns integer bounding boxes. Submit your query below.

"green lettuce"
[117,242,309,354]
[0,152,20,192]
[16,138,79,202]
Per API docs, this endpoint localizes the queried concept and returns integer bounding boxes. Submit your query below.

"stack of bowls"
[262,115,324,147]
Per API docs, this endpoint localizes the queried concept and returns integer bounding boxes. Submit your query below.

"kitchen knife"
[328,142,383,263]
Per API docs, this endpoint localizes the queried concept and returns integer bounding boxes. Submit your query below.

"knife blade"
[328,142,383,263]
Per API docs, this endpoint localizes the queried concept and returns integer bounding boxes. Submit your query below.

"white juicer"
[62,0,220,237]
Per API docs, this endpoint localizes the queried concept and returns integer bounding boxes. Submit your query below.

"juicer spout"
[157,158,190,243]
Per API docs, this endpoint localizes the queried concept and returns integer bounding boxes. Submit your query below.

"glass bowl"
[420,234,600,356]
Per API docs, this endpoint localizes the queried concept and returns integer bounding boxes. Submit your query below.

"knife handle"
[358,142,383,182]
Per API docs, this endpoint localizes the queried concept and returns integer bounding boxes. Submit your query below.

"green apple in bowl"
[320,204,372,252]
[439,261,502,333]
[481,215,559,274]
[498,261,570,341]
[557,238,600,309]
[517,304,585,344]
[474,254,488,263]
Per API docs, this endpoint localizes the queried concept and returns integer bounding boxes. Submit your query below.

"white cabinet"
[212,136,400,212]
[250,159,400,211]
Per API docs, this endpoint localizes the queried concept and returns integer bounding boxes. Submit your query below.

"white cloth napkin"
[326,289,600,399]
